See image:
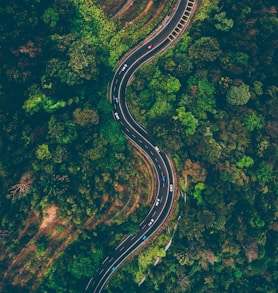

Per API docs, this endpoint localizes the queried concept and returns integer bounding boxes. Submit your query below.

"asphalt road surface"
[85,1,196,292]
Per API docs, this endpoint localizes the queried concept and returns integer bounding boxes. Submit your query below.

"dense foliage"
[113,0,278,292]
[0,0,277,292]
[0,0,155,291]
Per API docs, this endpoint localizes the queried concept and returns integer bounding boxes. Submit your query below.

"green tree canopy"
[36,144,51,160]
[214,12,234,32]
[188,37,222,63]
[173,107,199,135]
[226,83,251,105]
[73,108,99,126]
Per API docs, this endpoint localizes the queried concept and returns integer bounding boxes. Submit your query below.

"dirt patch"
[17,211,40,241]
[115,0,134,18]
[40,205,58,230]
[128,0,154,25]
[102,193,109,205]
[0,205,72,290]
[115,184,125,192]
[126,194,140,216]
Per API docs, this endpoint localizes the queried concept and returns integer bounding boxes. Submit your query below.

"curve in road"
[85,1,197,292]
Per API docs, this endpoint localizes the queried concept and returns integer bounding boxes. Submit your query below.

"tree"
[23,87,66,115]
[36,144,51,160]
[48,116,78,144]
[40,174,70,197]
[193,182,205,205]
[220,165,249,186]
[68,40,99,81]
[73,108,99,126]
[173,107,199,135]
[46,58,82,86]
[182,159,207,183]
[214,12,234,32]
[188,37,222,63]
[198,137,222,164]
[226,83,251,105]
[253,81,263,96]
[42,8,59,28]
[243,113,263,131]
[237,156,254,168]
[257,162,273,184]
[7,173,34,200]
[174,53,193,77]
[148,98,172,119]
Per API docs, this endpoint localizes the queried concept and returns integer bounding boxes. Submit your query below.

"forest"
[0,0,277,292]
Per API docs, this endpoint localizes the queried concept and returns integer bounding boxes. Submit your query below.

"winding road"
[85,1,197,292]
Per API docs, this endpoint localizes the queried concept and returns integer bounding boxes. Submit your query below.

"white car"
[155,198,161,206]
[169,184,173,192]
[148,218,155,226]
[121,64,128,71]
[114,112,120,120]
[154,146,160,152]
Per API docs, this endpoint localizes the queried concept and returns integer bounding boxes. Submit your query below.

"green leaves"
[48,116,78,145]
[214,12,234,32]
[68,40,99,81]
[173,107,199,135]
[23,88,67,115]
[237,156,254,168]
[148,98,171,119]
[188,37,222,63]
[226,83,251,105]
[193,182,205,205]
[73,108,99,126]
[243,113,263,131]
[36,144,51,160]
[42,8,59,28]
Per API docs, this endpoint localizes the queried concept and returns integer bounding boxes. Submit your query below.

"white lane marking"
[99,269,104,274]
[158,165,161,169]
[141,224,146,230]
[102,257,109,265]
[108,258,113,263]
[152,211,157,217]
[119,246,125,252]
[125,128,130,132]
[131,235,136,241]
[145,145,149,149]
[150,151,153,155]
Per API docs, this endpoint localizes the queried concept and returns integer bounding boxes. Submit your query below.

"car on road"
[114,112,120,120]
[148,218,155,226]
[154,146,160,152]
[111,266,115,271]
[155,198,161,206]
[162,175,166,183]
[169,184,173,192]
[115,97,119,104]
[147,44,153,50]
[142,235,147,241]
[121,64,128,71]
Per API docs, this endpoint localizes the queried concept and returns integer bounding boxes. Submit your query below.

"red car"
[147,44,153,50]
